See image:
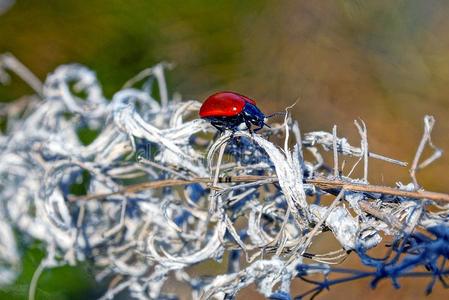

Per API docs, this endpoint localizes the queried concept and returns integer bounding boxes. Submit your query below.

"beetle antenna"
[266,111,287,118]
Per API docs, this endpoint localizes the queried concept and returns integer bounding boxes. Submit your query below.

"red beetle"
[199,91,269,133]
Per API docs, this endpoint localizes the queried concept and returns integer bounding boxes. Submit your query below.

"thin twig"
[137,156,190,179]
[0,53,43,96]
[28,260,46,300]
[333,125,339,178]
[354,120,368,182]
[307,177,449,203]
[368,152,407,166]
[69,175,449,203]
[209,141,228,216]
[410,115,442,190]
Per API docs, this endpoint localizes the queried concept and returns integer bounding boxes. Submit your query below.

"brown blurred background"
[1,0,448,299]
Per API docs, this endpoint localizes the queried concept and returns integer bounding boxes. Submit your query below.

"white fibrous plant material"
[0,53,448,300]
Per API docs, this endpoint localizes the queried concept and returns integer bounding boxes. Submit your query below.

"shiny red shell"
[199,91,257,118]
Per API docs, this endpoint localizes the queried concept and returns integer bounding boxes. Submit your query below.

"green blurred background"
[1,0,448,299]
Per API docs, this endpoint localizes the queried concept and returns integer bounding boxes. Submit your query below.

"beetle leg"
[244,119,253,134]
[212,124,221,132]
[254,121,271,132]
[210,122,224,133]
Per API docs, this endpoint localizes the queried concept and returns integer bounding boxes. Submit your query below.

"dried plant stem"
[354,120,368,182]
[301,189,345,255]
[209,141,228,215]
[69,175,449,203]
[0,53,43,96]
[307,177,449,203]
[358,200,403,230]
[28,260,46,300]
[332,125,339,178]
[3,55,448,299]
[410,116,442,190]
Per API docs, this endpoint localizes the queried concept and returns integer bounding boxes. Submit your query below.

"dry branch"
[69,175,449,203]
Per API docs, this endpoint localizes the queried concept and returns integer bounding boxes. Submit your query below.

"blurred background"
[0,0,448,299]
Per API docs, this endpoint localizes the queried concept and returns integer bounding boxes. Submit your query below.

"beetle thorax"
[242,102,265,127]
